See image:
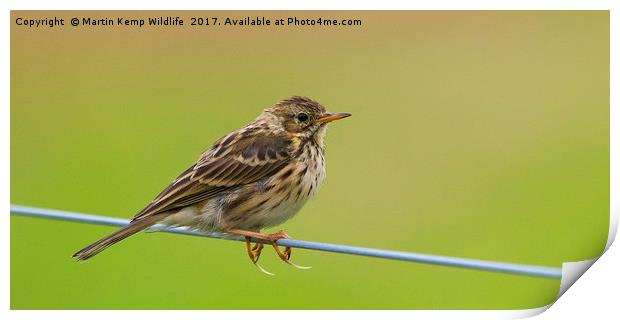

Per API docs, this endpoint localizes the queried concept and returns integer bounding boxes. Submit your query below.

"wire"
[10,204,562,279]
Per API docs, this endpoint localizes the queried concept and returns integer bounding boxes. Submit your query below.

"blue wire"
[10,204,562,279]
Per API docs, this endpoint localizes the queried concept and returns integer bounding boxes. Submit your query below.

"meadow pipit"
[73,96,351,274]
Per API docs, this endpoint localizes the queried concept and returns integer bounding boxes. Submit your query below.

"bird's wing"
[131,129,292,221]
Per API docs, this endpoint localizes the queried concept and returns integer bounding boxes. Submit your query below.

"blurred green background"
[11,11,609,309]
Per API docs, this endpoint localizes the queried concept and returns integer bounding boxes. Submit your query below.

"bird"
[73,96,351,274]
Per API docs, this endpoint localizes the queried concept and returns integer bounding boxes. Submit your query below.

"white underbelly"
[259,196,308,228]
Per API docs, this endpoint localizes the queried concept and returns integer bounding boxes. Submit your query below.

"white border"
[2,1,617,319]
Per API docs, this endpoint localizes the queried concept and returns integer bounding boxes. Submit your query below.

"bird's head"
[261,96,351,141]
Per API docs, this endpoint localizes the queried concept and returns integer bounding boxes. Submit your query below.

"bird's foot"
[266,230,312,270]
[228,229,311,273]
[244,236,273,276]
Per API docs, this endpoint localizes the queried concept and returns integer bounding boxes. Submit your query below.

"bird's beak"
[316,112,351,125]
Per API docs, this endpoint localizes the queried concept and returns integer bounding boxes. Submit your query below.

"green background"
[11,11,609,309]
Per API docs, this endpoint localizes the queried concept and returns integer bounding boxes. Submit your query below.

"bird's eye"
[296,113,309,122]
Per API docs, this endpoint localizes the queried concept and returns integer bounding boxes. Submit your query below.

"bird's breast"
[257,146,326,228]
[219,144,326,231]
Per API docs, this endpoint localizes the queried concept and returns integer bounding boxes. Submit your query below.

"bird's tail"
[73,215,164,261]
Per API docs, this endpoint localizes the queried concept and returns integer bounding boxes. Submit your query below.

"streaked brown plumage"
[73,96,350,274]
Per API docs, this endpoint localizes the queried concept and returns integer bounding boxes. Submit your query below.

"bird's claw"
[272,242,311,270]
[244,237,276,275]
[237,230,311,274]
[284,260,312,270]
[254,262,275,276]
